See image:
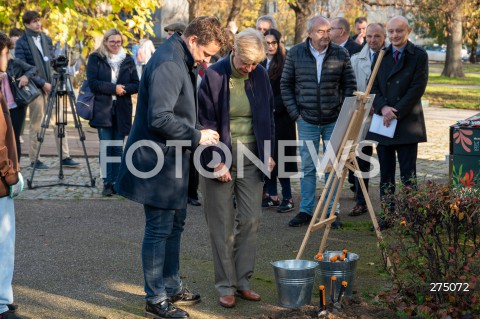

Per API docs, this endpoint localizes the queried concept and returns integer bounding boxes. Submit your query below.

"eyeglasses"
[266,41,278,46]
[108,41,122,46]
[330,27,343,31]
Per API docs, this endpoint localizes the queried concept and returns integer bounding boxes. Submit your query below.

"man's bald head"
[386,15,411,49]
[387,16,410,30]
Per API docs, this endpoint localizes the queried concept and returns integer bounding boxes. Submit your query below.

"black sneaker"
[170,287,201,306]
[6,304,17,312]
[330,213,343,229]
[30,160,49,170]
[288,212,312,227]
[262,197,280,208]
[145,300,189,319]
[370,218,391,232]
[102,184,113,197]
[277,199,295,213]
[62,157,80,167]
[187,198,201,206]
[0,310,22,319]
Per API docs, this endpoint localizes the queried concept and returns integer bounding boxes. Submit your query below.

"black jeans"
[376,143,418,203]
[354,145,373,205]
[9,106,27,161]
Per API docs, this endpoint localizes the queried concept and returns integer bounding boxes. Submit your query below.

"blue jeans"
[0,197,15,314]
[265,177,292,200]
[297,119,339,216]
[97,126,124,185]
[142,205,185,304]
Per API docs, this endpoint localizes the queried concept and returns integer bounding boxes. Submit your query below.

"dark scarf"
[24,28,52,83]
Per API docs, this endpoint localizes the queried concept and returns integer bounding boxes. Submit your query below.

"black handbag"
[75,80,95,120]
[10,77,41,107]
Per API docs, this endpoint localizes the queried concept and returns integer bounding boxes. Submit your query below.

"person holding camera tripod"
[15,10,79,170]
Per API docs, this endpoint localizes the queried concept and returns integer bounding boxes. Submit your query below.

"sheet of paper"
[368,113,397,138]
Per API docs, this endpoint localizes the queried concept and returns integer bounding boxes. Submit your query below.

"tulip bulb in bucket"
[314,250,359,297]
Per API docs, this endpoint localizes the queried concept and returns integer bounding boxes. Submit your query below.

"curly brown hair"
[0,31,13,52]
[183,16,228,48]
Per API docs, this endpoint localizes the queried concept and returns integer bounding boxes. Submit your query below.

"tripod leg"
[66,76,96,187]
[28,83,57,189]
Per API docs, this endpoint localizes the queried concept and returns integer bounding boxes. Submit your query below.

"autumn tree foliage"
[0,0,158,56]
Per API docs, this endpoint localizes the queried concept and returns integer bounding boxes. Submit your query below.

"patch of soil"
[252,297,398,319]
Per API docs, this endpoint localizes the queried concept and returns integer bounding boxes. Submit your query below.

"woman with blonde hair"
[86,28,139,196]
[198,28,275,308]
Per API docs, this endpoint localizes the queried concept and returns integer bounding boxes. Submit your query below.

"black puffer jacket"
[281,38,356,125]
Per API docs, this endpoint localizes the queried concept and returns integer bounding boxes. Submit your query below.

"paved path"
[16,107,479,200]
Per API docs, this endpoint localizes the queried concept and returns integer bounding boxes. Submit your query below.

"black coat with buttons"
[86,52,139,136]
[366,41,428,145]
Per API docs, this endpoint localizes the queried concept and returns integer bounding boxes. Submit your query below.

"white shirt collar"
[309,42,327,56]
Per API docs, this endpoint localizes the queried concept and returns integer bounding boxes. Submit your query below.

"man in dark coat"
[15,10,79,170]
[281,15,356,228]
[365,16,428,230]
[115,17,226,319]
[330,17,362,56]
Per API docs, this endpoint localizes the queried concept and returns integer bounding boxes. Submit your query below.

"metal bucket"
[271,259,318,308]
[315,251,359,297]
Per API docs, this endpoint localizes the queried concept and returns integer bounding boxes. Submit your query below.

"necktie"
[393,50,400,63]
[371,51,378,62]
[198,62,208,78]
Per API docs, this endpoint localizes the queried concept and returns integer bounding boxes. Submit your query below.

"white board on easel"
[319,94,375,174]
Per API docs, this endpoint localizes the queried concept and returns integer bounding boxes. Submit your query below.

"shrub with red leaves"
[382,181,479,318]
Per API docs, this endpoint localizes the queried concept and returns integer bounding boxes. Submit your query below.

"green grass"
[423,86,480,109]
[429,73,480,86]
[429,62,480,73]
[462,63,480,73]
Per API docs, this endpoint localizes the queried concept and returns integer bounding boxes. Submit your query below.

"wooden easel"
[296,50,392,269]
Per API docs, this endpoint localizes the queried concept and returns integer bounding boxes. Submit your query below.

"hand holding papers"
[369,114,397,138]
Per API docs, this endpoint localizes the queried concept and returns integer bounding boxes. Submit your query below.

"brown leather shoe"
[237,289,261,301]
[219,295,235,308]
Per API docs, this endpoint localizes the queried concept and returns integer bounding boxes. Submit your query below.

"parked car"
[424,45,469,62]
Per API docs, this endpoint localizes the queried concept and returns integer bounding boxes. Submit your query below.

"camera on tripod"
[51,54,69,72]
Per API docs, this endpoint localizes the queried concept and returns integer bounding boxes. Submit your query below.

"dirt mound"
[253,298,398,319]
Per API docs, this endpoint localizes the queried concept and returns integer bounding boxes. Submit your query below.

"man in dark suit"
[365,16,428,229]
[116,17,226,319]
[330,17,362,56]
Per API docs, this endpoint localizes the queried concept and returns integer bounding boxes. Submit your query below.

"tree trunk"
[289,0,315,44]
[227,0,243,25]
[441,2,464,77]
[187,0,199,22]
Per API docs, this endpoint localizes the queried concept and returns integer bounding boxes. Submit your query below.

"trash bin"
[449,113,480,186]
[315,251,359,298]
[271,259,318,308]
